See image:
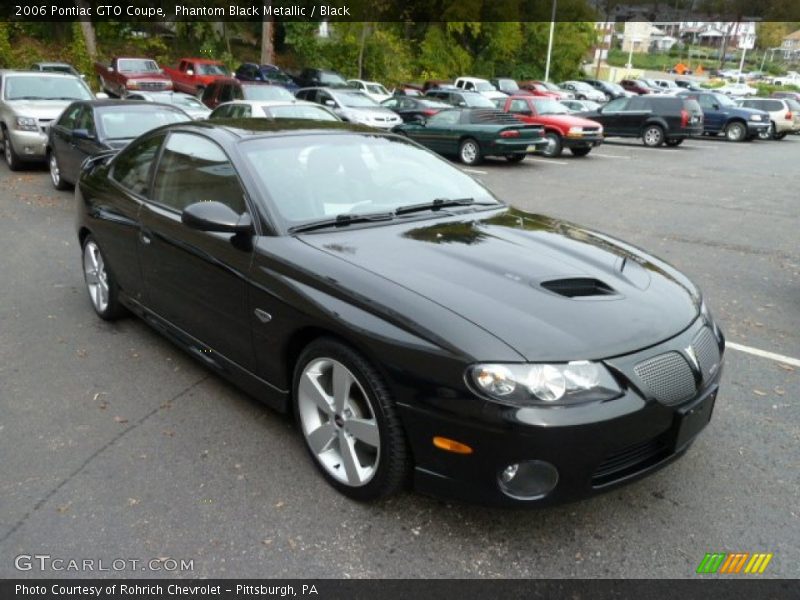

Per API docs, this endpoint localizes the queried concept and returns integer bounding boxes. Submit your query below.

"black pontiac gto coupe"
[76,119,724,506]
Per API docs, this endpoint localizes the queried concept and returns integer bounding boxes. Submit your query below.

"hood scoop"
[540,277,617,298]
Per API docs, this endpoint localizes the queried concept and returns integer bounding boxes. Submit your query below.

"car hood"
[299,208,701,362]
[4,100,77,119]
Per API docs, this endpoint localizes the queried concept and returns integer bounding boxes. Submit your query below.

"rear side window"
[152,132,246,215]
[764,100,783,111]
[111,134,164,197]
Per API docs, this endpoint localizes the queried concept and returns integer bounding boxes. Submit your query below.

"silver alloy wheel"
[83,241,110,313]
[726,122,745,142]
[643,126,663,146]
[460,140,478,164]
[542,133,560,157]
[49,153,60,186]
[297,358,380,487]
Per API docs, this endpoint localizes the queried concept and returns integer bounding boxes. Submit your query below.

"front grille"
[634,351,696,405]
[138,81,169,91]
[592,436,671,486]
[583,126,601,133]
[692,327,721,381]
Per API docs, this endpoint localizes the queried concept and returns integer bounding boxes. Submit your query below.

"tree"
[74,0,97,60]
[261,2,274,65]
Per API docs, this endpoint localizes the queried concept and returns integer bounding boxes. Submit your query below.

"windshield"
[117,59,160,73]
[97,106,188,139]
[496,79,518,92]
[240,134,498,228]
[570,82,592,91]
[541,82,561,91]
[608,83,625,93]
[168,95,206,109]
[263,69,293,84]
[713,93,736,107]
[243,85,295,101]
[532,98,569,115]
[320,72,347,85]
[338,92,379,107]
[366,84,389,96]
[464,94,496,108]
[264,105,339,121]
[475,81,495,92]
[40,65,76,75]
[196,64,230,76]
[4,75,93,101]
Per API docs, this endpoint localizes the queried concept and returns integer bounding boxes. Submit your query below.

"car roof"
[179,58,223,64]
[171,119,377,141]
[215,100,319,109]
[72,99,176,109]
[0,69,80,78]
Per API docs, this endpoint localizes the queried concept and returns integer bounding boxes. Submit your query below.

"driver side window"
[151,133,246,216]
[428,111,460,126]
[58,104,82,129]
[509,99,530,114]
[602,98,628,112]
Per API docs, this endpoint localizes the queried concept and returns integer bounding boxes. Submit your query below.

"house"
[621,21,675,53]
[782,29,800,59]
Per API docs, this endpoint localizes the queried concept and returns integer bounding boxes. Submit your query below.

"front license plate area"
[674,389,716,451]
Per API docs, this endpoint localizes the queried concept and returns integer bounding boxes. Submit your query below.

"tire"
[540,132,563,158]
[642,124,665,147]
[2,126,23,171]
[458,138,482,165]
[570,147,592,157]
[760,122,775,140]
[774,131,788,140]
[82,236,127,321]
[505,153,526,163]
[665,138,684,147]
[49,150,70,190]
[293,338,410,502]
[724,121,746,142]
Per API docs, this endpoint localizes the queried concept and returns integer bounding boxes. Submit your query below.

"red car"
[495,95,604,157]
[94,57,173,97]
[163,58,232,98]
[517,80,562,98]
[620,79,652,95]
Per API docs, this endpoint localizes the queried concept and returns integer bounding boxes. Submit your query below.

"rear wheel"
[724,121,746,142]
[759,122,774,140]
[665,138,684,147]
[293,338,410,501]
[505,153,526,163]
[642,124,665,147]
[458,138,482,165]
[540,132,563,157]
[570,147,592,157]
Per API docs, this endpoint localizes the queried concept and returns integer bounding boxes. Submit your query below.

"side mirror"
[182,201,253,234]
[712,103,720,110]
[108,67,115,73]
[186,69,194,76]
[73,128,95,140]
[95,92,109,99]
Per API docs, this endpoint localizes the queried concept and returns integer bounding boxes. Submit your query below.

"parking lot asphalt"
[0,135,798,579]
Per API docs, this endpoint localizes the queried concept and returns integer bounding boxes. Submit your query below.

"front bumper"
[488,138,547,155]
[7,128,47,160]
[746,121,769,135]
[563,133,603,148]
[398,318,725,507]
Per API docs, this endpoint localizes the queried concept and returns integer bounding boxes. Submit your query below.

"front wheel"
[3,128,23,171]
[540,132,563,157]
[49,151,70,190]
[293,338,410,501]
[665,138,684,147]
[82,236,127,320]
[505,153,526,163]
[570,147,592,157]
[642,124,665,147]
[724,121,746,142]
[458,138,482,165]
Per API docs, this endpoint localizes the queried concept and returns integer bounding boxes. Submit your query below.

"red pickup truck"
[163,59,232,97]
[95,57,172,97]
[495,95,604,158]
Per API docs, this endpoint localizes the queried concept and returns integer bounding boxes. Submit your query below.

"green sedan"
[393,108,547,165]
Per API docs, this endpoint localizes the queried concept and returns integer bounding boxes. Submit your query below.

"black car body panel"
[581,96,704,142]
[75,120,724,506]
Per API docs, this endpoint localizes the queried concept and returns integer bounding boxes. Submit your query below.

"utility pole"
[544,0,557,82]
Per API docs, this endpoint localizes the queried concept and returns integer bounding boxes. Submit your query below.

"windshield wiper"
[394,197,495,216]
[288,211,395,234]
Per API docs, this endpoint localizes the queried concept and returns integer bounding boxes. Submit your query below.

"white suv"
[454,77,507,101]
[737,97,800,139]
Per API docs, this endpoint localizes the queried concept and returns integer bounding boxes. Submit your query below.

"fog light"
[497,460,558,500]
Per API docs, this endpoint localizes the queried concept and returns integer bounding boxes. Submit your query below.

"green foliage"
[69,22,94,84]
[0,23,13,68]
[417,25,473,80]
[755,82,800,95]
[283,23,323,68]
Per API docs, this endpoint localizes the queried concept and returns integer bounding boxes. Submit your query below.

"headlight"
[469,361,622,406]
[15,116,38,131]
[567,126,584,136]
[127,81,139,89]
[750,114,762,121]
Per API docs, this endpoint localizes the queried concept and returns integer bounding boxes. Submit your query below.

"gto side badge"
[254,309,272,323]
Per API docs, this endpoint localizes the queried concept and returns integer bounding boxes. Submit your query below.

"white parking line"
[527,158,569,166]
[592,153,631,159]
[727,342,800,368]
[461,168,487,174]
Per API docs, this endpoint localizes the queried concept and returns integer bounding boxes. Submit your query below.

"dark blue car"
[234,63,298,93]
[678,91,769,142]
